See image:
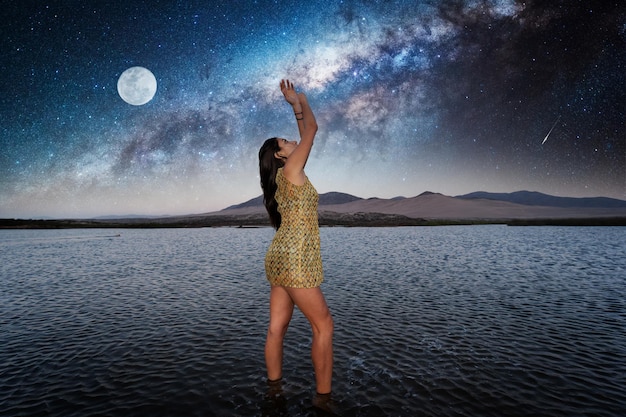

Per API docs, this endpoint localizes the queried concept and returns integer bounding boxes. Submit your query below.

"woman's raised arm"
[280,80,318,184]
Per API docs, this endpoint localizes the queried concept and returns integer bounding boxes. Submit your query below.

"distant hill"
[219,190,626,221]
[225,195,263,209]
[226,190,626,211]
[319,192,363,205]
[456,191,626,208]
[224,191,362,210]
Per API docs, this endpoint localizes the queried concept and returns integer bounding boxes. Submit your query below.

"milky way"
[1,0,624,218]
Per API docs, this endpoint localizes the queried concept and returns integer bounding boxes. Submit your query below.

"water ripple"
[1,226,625,416]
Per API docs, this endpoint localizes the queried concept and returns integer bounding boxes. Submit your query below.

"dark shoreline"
[2,212,625,229]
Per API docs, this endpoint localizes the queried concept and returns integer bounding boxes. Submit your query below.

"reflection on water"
[1,226,624,416]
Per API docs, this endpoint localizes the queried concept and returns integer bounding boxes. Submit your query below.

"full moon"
[117,66,157,105]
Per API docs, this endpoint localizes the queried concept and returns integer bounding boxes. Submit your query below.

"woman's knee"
[312,312,334,337]
[268,320,290,339]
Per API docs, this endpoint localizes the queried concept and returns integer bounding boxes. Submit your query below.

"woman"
[258,80,334,404]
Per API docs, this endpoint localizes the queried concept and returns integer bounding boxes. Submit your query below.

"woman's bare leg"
[285,286,334,394]
[265,285,294,381]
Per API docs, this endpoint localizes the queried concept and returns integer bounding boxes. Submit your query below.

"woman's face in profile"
[276,138,298,159]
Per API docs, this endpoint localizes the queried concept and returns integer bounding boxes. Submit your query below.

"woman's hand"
[280,79,300,107]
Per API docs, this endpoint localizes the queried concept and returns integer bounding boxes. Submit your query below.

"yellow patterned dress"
[265,168,324,288]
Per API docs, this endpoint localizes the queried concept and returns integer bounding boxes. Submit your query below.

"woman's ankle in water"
[313,391,340,414]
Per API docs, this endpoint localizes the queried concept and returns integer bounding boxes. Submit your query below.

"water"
[1,226,624,416]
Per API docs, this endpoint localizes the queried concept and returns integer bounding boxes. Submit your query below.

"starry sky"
[1,0,624,218]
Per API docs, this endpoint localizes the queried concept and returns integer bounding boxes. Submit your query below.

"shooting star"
[542,115,561,145]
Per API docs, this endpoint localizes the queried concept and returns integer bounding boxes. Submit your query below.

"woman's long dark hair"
[259,137,284,229]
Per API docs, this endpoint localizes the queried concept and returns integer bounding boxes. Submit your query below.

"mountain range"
[3,190,625,228]
[220,190,626,221]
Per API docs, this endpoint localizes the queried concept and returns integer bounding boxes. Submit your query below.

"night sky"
[1,1,624,218]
